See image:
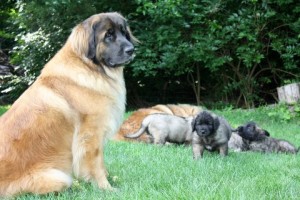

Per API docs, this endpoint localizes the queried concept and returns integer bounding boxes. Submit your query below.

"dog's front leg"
[73,116,112,190]
[192,143,204,159]
[219,143,229,157]
[93,138,112,190]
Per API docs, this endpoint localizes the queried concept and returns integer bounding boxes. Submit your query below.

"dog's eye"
[247,126,255,132]
[105,29,114,39]
[120,26,125,34]
[120,26,131,41]
[125,32,131,41]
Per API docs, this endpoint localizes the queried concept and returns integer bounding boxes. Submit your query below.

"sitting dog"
[0,12,137,197]
[192,111,232,159]
[229,122,298,154]
[124,114,194,145]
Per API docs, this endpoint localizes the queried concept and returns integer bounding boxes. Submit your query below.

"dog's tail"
[124,124,148,139]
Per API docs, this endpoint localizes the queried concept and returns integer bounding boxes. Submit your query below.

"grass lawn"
[0,105,10,116]
[0,105,299,199]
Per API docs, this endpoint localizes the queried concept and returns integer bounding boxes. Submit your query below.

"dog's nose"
[125,46,134,56]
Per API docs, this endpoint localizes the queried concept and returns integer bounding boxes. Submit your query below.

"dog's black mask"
[192,111,220,137]
[83,15,136,68]
[237,122,270,141]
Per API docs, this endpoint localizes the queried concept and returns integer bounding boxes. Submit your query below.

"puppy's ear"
[192,114,201,132]
[237,126,244,135]
[213,117,220,132]
[191,117,196,132]
[264,130,270,137]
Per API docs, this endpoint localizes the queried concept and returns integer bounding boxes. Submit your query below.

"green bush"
[267,103,300,122]
[1,0,300,108]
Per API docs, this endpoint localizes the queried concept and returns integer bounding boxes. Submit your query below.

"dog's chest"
[99,76,126,139]
[201,137,215,145]
[76,69,126,139]
[199,136,219,150]
[106,90,126,139]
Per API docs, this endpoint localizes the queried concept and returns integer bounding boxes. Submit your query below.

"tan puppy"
[114,104,202,142]
[0,12,137,197]
[124,114,194,145]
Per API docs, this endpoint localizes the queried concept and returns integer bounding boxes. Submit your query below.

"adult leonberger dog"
[113,104,202,143]
[0,12,137,197]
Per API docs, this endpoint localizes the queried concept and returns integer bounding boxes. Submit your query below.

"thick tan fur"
[0,12,134,197]
[113,104,202,142]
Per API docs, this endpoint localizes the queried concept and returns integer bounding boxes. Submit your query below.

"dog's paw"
[97,178,114,191]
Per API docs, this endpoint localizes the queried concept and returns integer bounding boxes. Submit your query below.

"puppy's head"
[237,121,270,141]
[70,12,138,68]
[192,111,220,137]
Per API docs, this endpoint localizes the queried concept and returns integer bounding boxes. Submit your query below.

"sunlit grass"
[1,105,299,199]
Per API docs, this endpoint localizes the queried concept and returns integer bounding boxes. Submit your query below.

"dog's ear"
[126,25,139,44]
[237,126,244,135]
[191,117,196,132]
[69,17,100,61]
[192,114,201,132]
[264,130,270,137]
[85,21,97,60]
[213,117,220,132]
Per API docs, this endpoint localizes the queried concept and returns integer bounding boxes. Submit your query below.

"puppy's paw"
[193,155,202,160]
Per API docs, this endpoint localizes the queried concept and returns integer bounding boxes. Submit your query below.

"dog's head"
[236,121,270,141]
[192,111,220,137]
[70,12,138,68]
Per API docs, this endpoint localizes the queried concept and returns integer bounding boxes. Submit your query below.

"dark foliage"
[1,0,299,108]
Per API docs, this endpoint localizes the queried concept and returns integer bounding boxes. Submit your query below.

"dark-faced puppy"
[232,122,298,154]
[229,122,269,152]
[237,121,270,141]
[192,111,232,159]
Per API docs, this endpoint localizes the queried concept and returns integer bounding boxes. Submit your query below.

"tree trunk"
[277,83,300,104]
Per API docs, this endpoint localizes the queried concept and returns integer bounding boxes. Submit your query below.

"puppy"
[228,121,270,152]
[124,114,194,145]
[192,111,232,159]
[233,122,298,154]
[236,121,270,141]
[114,104,202,142]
